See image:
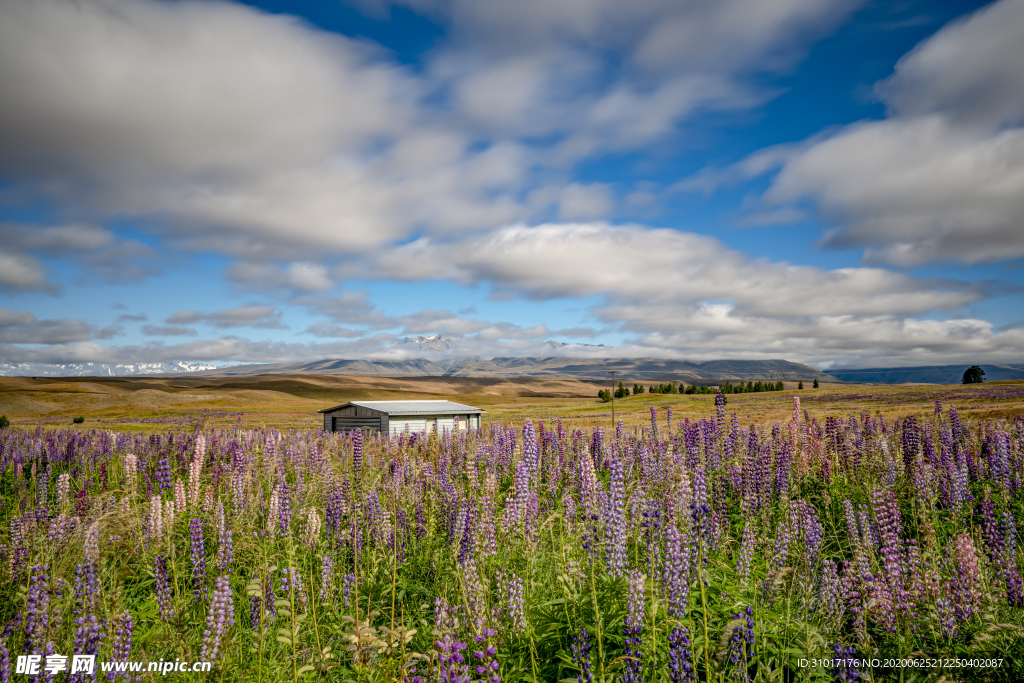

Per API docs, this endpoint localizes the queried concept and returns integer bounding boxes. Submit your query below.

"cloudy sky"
[1,0,1022,369]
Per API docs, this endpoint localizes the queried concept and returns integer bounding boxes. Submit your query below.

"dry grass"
[1,374,1022,432]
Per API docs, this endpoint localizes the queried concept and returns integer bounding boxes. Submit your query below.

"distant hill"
[193,357,836,382]
[827,363,1024,384]
[0,361,218,377]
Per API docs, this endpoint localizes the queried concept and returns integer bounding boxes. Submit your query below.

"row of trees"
[598,378,820,401]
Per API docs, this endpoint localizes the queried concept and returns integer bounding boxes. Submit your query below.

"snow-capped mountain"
[401,334,455,351]
[0,361,220,377]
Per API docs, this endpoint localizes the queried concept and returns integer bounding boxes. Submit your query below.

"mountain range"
[190,357,836,382]
[826,363,1024,384]
[2,358,1021,384]
[0,362,218,377]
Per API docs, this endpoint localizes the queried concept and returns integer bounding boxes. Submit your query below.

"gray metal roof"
[318,400,485,415]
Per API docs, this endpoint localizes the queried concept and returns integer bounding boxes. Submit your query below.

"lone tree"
[962,365,986,384]
[813,378,819,388]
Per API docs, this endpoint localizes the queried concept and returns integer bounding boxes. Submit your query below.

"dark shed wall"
[325,405,386,433]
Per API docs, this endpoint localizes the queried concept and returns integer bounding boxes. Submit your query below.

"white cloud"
[228,262,334,291]
[766,117,1024,265]
[166,305,286,330]
[377,222,982,316]
[0,252,53,293]
[142,325,197,337]
[0,0,866,264]
[0,0,413,180]
[559,183,615,220]
[747,0,1024,266]
[0,308,116,344]
[0,223,156,284]
[628,313,1024,368]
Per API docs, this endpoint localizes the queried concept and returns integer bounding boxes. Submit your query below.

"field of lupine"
[1,394,1023,682]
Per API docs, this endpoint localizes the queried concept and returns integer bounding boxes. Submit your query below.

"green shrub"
[0,415,9,429]
[72,416,85,424]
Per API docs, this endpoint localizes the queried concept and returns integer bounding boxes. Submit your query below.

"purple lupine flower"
[936,597,957,638]
[250,594,262,630]
[156,455,172,494]
[189,518,207,601]
[842,500,860,552]
[71,615,103,683]
[690,465,710,540]
[283,568,308,613]
[434,598,470,683]
[25,565,50,654]
[471,627,500,683]
[71,560,103,682]
[803,505,824,569]
[735,523,754,585]
[278,483,293,537]
[497,571,526,634]
[819,560,844,629]
[513,459,530,528]
[320,553,334,601]
[352,429,363,484]
[774,441,791,500]
[0,636,11,683]
[830,643,861,682]
[201,575,235,662]
[73,561,100,619]
[523,420,539,479]
[154,555,174,621]
[667,626,694,683]
[871,489,903,613]
[569,628,593,683]
[663,505,692,619]
[605,457,626,577]
[263,571,277,620]
[1000,512,1023,606]
[727,607,755,682]
[622,570,645,683]
[979,495,1001,559]
[761,521,791,601]
[342,573,355,609]
[950,534,982,621]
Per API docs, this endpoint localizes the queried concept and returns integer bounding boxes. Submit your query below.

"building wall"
[323,407,482,434]
[387,414,478,436]
[324,405,386,433]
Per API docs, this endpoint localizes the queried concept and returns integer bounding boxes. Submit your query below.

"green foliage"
[72,416,85,424]
[0,415,8,429]
[614,381,629,399]
[597,389,612,402]
[4,401,1024,683]
[798,381,804,390]
[962,365,986,384]
[813,378,819,388]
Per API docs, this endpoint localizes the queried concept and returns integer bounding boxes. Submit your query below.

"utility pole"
[608,369,616,426]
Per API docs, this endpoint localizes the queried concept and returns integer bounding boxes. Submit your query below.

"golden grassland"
[1,374,1023,433]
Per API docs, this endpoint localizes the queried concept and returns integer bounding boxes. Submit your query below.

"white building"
[318,400,485,436]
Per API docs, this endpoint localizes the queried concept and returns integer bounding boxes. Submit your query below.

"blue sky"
[1,0,1022,370]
